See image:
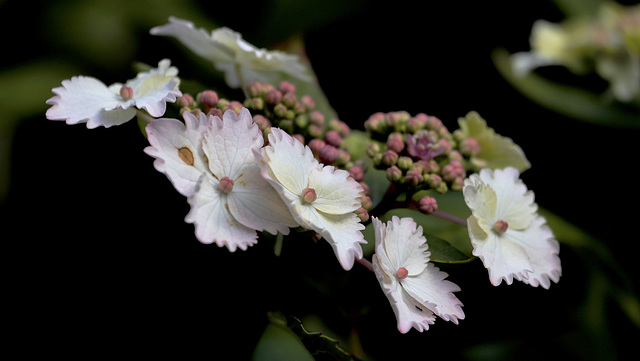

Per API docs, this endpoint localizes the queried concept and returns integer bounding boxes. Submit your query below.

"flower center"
[301,187,317,203]
[493,220,509,233]
[119,85,134,100]
[219,176,234,193]
[396,267,409,279]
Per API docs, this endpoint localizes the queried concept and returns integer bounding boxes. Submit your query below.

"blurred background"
[1,0,639,359]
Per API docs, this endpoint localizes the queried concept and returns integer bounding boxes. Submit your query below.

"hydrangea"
[144,108,298,251]
[371,216,464,333]
[463,167,561,288]
[46,59,181,129]
[150,17,311,88]
[256,128,366,270]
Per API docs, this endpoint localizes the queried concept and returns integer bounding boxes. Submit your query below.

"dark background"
[2,0,638,359]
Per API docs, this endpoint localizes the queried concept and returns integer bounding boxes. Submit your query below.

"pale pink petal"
[46,76,135,129]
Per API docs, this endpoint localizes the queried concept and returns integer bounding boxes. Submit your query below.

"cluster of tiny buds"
[176,90,244,119]
[365,111,470,194]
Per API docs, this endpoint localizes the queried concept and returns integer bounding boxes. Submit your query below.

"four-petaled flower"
[256,128,366,270]
[144,108,298,251]
[150,17,311,88]
[463,167,561,288]
[46,59,181,129]
[371,216,465,333]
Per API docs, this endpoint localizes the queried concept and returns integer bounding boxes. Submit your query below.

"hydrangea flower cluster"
[44,16,562,338]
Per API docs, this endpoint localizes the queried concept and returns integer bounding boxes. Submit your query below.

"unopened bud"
[301,187,317,203]
[279,80,296,94]
[348,166,365,182]
[177,93,194,108]
[308,139,326,154]
[397,156,413,171]
[405,170,424,187]
[318,145,339,164]
[366,143,381,158]
[381,150,399,166]
[309,111,325,126]
[197,90,219,110]
[386,132,405,154]
[418,196,438,215]
[264,89,283,105]
[386,166,402,182]
[460,137,482,156]
[355,207,369,222]
[282,92,297,108]
[219,176,234,193]
[119,85,134,100]
[300,95,315,111]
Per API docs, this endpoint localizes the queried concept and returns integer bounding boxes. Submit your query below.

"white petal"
[126,59,182,117]
[483,167,537,229]
[401,265,465,324]
[144,112,211,196]
[150,17,232,64]
[372,254,436,333]
[263,128,319,195]
[46,76,136,129]
[185,173,258,251]
[301,209,366,270]
[307,166,363,215]
[380,216,429,276]
[227,172,298,235]
[511,216,562,289]
[469,225,533,286]
[202,108,263,180]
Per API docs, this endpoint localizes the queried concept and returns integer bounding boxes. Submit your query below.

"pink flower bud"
[381,150,399,166]
[309,111,325,126]
[318,145,339,164]
[386,166,402,182]
[396,267,409,279]
[355,207,370,222]
[308,139,325,154]
[300,95,315,111]
[119,85,134,100]
[405,170,424,187]
[324,130,342,147]
[177,93,194,108]
[264,89,282,105]
[278,80,296,94]
[301,187,317,203]
[418,196,438,215]
[348,166,365,182]
[386,132,405,154]
[493,220,509,233]
[219,176,234,193]
[282,92,297,108]
[197,90,219,110]
[460,137,482,156]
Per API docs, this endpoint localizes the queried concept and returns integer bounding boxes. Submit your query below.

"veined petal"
[227,172,298,235]
[511,216,561,289]
[144,112,210,197]
[308,166,363,215]
[401,265,465,324]
[45,76,135,129]
[202,108,263,180]
[185,173,258,251]
[381,216,429,276]
[372,255,436,333]
[262,128,319,195]
[469,229,533,286]
[478,167,537,229]
[125,59,182,117]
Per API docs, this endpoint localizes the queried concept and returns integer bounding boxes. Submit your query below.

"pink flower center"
[219,176,234,193]
[301,187,317,203]
[493,220,509,233]
[396,267,409,279]
[119,85,134,100]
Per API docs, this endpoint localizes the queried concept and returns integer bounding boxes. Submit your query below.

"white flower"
[463,167,561,288]
[144,108,298,251]
[46,59,181,129]
[256,128,366,270]
[371,216,464,333]
[150,17,311,88]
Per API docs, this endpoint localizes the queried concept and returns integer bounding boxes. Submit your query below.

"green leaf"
[424,233,476,264]
[492,48,640,128]
[252,313,314,361]
[282,314,359,361]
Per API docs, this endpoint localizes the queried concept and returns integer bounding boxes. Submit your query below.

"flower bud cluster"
[176,90,245,120]
[365,111,471,193]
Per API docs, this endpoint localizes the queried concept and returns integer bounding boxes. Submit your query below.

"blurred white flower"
[150,17,311,88]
